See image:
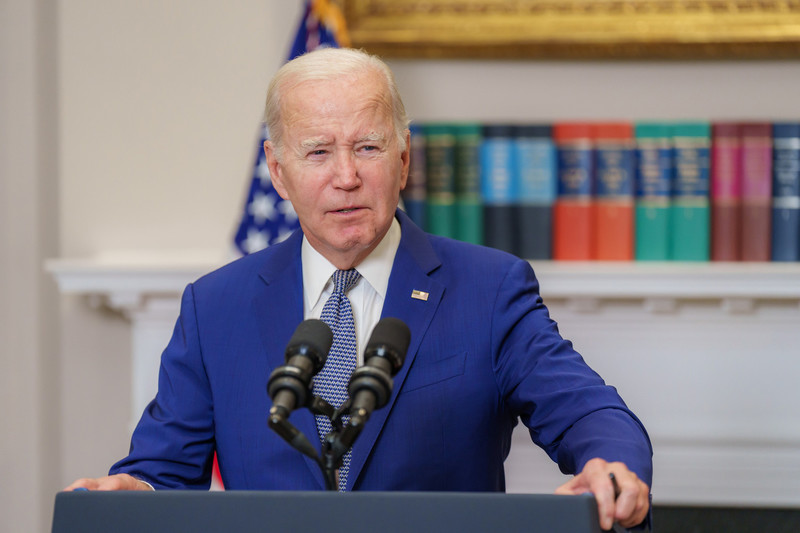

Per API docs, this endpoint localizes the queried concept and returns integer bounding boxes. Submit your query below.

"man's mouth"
[335,207,358,213]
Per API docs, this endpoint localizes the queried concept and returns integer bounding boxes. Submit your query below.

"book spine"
[634,123,672,261]
[454,123,484,245]
[772,123,800,261]
[740,123,773,261]
[671,122,711,261]
[593,123,635,261]
[710,123,742,261]
[481,125,518,254]
[553,123,594,260]
[425,123,457,239]
[402,123,427,230]
[515,124,556,259]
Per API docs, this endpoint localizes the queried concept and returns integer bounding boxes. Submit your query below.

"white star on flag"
[248,191,278,224]
[243,227,269,254]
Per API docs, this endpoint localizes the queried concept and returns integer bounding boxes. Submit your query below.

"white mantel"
[47,252,800,507]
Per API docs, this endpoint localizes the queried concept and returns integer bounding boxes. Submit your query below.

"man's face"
[265,71,410,269]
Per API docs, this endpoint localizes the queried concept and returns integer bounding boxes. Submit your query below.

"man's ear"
[399,129,411,191]
[264,140,290,200]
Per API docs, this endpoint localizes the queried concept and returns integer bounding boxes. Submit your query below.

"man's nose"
[332,151,360,189]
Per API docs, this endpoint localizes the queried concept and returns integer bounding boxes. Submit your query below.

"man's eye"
[360,145,378,152]
[310,149,327,156]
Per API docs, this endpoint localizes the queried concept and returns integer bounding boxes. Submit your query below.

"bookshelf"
[47,253,800,506]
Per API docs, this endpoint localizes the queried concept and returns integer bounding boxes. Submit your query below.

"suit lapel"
[346,211,444,489]
[251,230,327,490]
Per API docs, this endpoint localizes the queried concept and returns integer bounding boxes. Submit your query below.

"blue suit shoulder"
[191,232,301,292]
[423,232,534,281]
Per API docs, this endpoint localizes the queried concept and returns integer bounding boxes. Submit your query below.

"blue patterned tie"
[314,268,361,491]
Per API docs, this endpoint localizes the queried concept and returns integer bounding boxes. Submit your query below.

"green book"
[634,123,672,261]
[454,123,483,245]
[671,122,711,261]
[402,123,428,231]
[425,123,457,239]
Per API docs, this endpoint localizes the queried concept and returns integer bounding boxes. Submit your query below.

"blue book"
[515,125,556,259]
[772,123,800,261]
[481,125,518,254]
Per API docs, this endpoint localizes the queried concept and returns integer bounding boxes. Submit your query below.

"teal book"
[634,123,673,261]
[515,124,556,259]
[454,123,483,245]
[671,122,711,261]
[481,124,518,254]
[425,123,457,238]
[402,123,427,230]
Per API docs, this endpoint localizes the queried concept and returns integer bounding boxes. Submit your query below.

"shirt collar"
[302,216,401,313]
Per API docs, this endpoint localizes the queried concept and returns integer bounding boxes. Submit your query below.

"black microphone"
[267,319,333,421]
[347,317,411,426]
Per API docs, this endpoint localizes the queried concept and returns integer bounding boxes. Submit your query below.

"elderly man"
[67,47,652,530]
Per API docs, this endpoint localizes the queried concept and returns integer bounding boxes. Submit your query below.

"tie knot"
[332,269,361,294]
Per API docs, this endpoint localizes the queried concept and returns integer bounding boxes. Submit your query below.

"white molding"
[47,254,800,306]
[531,261,800,300]
[46,250,228,307]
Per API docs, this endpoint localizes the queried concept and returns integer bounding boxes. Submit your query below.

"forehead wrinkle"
[284,79,395,154]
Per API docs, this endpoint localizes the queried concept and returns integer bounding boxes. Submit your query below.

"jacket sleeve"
[109,283,215,489]
[491,258,653,487]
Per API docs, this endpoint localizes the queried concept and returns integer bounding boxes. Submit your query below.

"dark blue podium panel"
[53,491,604,533]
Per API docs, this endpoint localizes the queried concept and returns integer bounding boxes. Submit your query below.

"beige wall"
[1,1,60,532]
[3,0,800,530]
[390,59,800,122]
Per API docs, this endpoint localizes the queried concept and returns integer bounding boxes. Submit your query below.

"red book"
[553,123,593,260]
[593,123,634,261]
[711,123,741,261]
[740,123,773,261]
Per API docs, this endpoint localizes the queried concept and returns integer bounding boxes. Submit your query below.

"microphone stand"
[268,395,368,491]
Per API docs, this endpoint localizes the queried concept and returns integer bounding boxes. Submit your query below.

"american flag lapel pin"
[411,289,429,301]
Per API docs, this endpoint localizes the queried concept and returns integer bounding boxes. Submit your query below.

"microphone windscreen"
[366,317,411,369]
[285,319,333,365]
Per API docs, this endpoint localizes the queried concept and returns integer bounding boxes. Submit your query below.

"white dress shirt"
[301,217,401,365]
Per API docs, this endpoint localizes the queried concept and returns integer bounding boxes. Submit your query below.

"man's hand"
[63,474,153,492]
[555,458,649,531]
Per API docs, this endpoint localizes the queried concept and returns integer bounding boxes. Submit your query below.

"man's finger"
[617,479,650,528]
[554,476,583,495]
[590,475,617,531]
[63,474,151,492]
[63,478,99,491]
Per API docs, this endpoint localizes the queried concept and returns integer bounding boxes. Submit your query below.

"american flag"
[232,0,350,256]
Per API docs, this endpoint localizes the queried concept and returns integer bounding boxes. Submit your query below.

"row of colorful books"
[400,121,800,262]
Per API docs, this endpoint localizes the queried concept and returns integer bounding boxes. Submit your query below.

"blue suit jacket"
[111,210,652,491]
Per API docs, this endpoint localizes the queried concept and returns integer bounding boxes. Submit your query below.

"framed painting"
[339,0,800,59]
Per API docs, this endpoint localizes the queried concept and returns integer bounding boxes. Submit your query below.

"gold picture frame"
[339,0,800,59]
